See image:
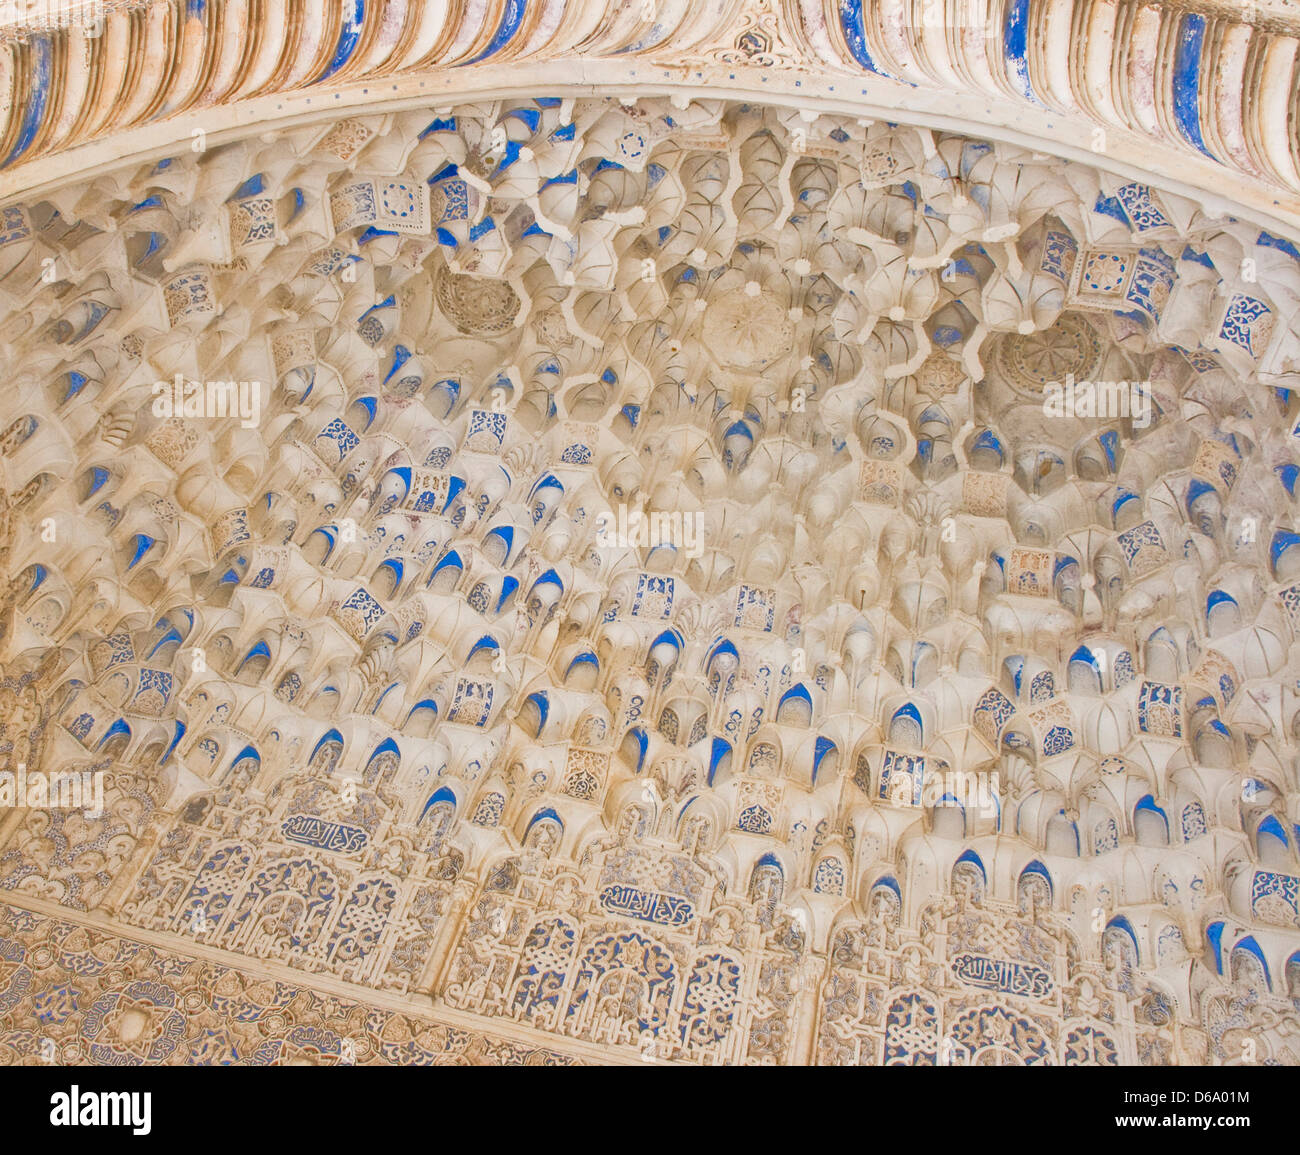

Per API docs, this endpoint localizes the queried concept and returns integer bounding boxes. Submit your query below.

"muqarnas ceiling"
[0,97,1298,1065]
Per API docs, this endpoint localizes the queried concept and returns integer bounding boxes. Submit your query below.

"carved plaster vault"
[0,1,1299,1068]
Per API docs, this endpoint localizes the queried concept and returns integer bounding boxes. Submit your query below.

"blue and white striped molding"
[0,0,1298,233]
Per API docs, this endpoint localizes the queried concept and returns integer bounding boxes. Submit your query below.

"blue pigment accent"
[462,0,526,66]
[837,0,882,74]
[1004,0,1036,102]
[1181,245,1215,269]
[5,36,51,166]
[1093,194,1129,225]
[128,534,155,569]
[1270,530,1300,571]
[505,107,541,132]
[231,174,264,199]
[708,738,731,784]
[316,0,365,83]
[955,849,986,881]
[1172,14,1215,158]
[1258,230,1300,262]
[497,140,524,171]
